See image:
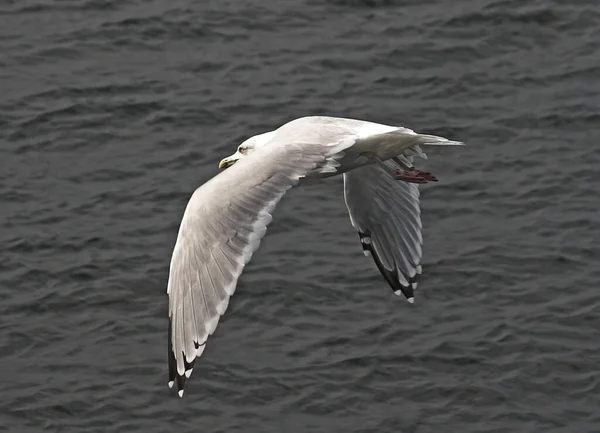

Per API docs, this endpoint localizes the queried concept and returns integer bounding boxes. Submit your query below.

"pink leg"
[392,169,438,184]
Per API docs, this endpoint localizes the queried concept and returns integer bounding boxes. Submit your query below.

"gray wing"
[167,138,352,397]
[343,156,424,302]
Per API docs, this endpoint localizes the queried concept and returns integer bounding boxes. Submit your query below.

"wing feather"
[343,156,424,302]
[167,138,353,396]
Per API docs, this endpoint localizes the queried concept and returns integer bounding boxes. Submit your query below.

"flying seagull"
[166,116,463,396]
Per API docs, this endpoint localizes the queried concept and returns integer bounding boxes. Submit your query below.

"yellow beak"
[219,158,235,169]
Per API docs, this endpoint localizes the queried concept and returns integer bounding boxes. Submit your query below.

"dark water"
[1,0,599,431]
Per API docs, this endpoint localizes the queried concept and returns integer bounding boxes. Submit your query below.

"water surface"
[1,0,599,431]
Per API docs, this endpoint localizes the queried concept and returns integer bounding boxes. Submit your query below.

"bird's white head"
[218,131,275,169]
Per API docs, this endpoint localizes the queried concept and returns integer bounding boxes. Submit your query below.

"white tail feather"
[416,134,464,146]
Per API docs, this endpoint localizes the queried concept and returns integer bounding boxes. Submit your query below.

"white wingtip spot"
[185,347,197,363]
[178,389,185,398]
[394,290,403,296]
[184,369,193,378]
[216,297,230,315]
[168,381,174,389]
[363,250,371,257]
[207,315,220,334]
[407,297,415,304]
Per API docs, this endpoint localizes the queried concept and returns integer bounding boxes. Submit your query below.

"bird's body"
[166,116,463,397]
[222,116,450,179]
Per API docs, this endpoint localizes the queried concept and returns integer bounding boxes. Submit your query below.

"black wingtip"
[358,230,419,301]
[168,317,176,387]
[175,359,187,394]
[168,317,206,397]
[168,317,188,397]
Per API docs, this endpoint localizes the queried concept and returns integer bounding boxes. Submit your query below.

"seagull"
[166,116,463,396]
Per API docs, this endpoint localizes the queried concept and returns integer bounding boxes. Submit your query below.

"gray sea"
[1,0,599,432]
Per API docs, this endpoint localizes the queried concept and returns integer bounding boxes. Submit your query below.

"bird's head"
[219,131,275,169]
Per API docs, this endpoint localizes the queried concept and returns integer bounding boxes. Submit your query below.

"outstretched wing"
[343,154,424,302]
[167,137,353,397]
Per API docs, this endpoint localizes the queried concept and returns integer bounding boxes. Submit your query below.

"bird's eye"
[238,147,247,154]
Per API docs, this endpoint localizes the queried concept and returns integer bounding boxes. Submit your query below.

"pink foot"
[392,169,438,184]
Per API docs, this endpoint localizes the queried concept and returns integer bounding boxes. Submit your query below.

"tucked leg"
[364,153,438,184]
[392,169,438,184]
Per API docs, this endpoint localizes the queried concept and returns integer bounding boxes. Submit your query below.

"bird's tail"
[414,133,464,146]
[355,128,464,164]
